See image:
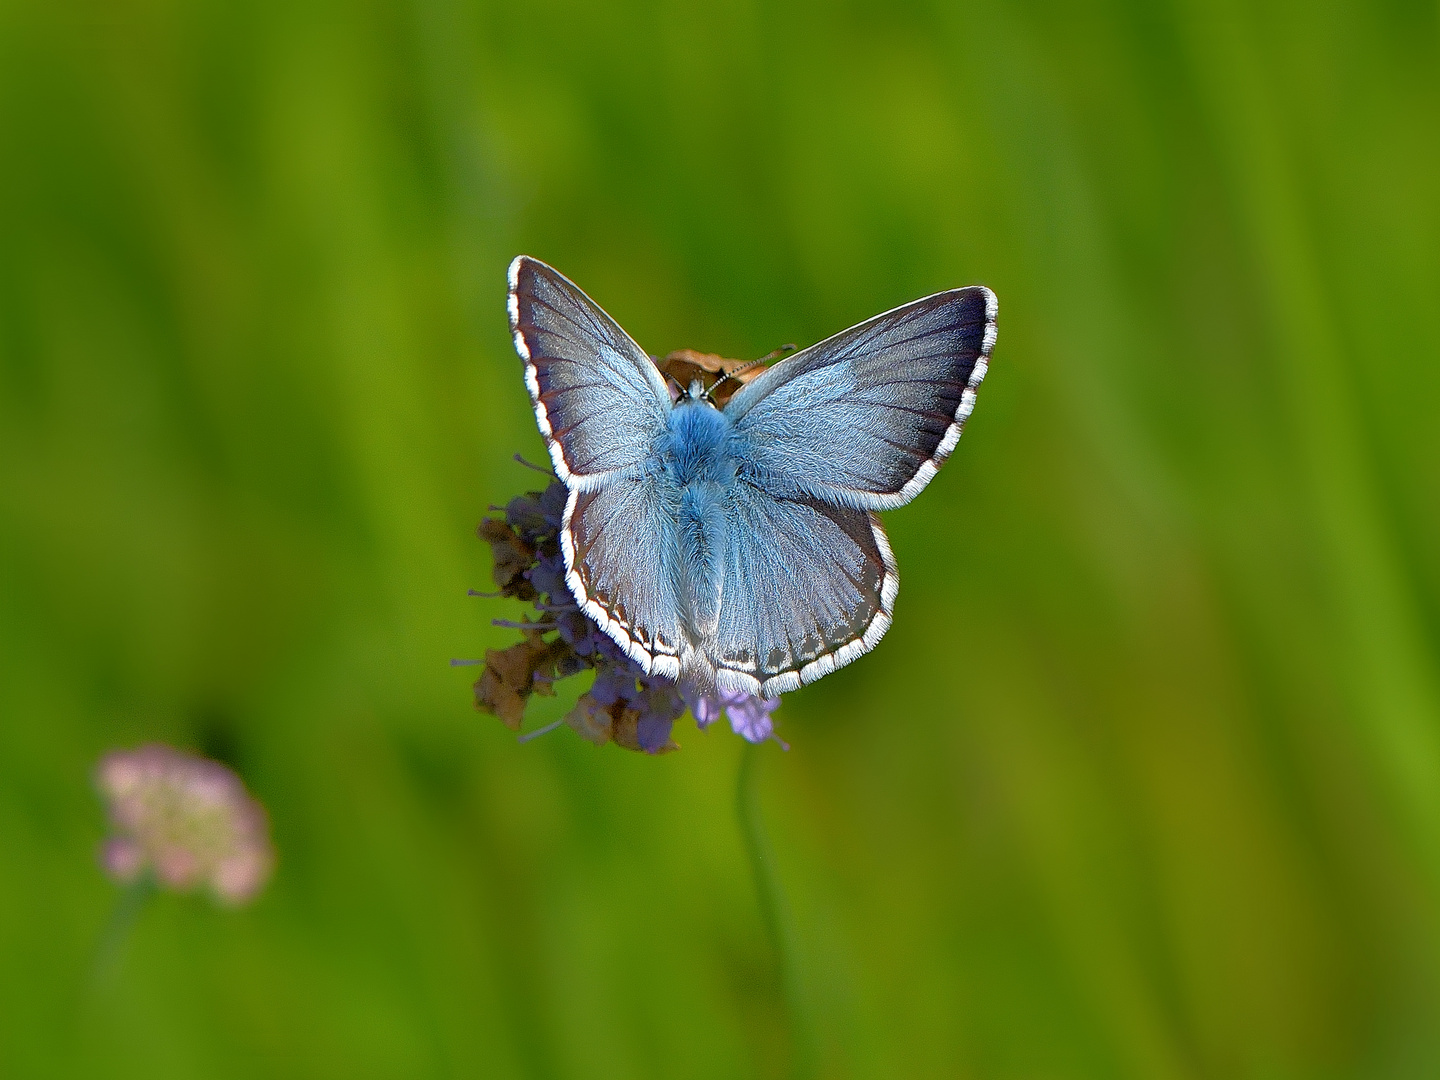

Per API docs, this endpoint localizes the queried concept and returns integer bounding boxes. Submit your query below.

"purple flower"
[636,715,676,753]
[96,745,274,905]
[526,553,570,605]
[725,693,783,745]
[634,682,685,753]
[553,649,587,678]
[505,492,554,545]
[684,686,784,745]
[593,632,645,675]
[637,680,685,722]
[537,482,568,529]
[556,609,599,656]
[590,664,637,707]
[683,685,723,729]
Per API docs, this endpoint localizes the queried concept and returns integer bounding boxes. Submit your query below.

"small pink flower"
[96,744,274,905]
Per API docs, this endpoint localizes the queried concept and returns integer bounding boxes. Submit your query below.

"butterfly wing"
[708,483,897,698]
[508,256,683,675]
[561,480,685,679]
[725,287,996,509]
[508,256,672,486]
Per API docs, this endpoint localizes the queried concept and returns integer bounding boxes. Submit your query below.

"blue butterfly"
[508,256,997,699]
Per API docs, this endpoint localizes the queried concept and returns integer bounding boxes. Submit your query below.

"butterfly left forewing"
[509,256,672,485]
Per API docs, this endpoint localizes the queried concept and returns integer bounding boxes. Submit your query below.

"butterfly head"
[670,376,721,410]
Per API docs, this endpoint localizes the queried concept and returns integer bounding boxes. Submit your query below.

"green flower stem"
[736,742,816,1080]
[90,874,155,989]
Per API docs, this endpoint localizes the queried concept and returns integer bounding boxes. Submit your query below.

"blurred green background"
[2,0,1439,1076]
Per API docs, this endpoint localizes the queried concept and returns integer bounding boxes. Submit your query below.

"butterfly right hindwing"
[711,484,897,698]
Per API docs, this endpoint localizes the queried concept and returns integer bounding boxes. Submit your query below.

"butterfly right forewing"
[725,286,996,510]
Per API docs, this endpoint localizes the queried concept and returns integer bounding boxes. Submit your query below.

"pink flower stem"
[89,873,155,989]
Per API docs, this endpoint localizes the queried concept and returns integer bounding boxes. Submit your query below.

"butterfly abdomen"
[676,484,726,637]
[658,400,736,650]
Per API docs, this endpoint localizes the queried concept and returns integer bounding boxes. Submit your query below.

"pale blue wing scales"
[561,480,685,679]
[725,287,996,510]
[509,255,681,672]
[709,483,897,698]
[508,256,671,486]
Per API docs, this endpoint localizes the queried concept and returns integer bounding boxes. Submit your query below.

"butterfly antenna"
[710,344,796,397]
